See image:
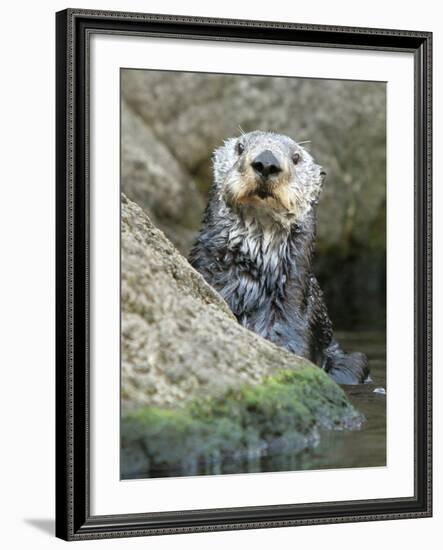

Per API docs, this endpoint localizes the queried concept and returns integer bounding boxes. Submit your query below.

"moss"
[121,366,362,478]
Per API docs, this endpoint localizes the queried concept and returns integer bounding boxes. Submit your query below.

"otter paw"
[323,350,371,385]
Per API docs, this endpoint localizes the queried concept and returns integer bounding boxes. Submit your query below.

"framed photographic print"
[55,8,432,541]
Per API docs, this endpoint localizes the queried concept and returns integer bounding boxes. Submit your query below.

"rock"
[121,71,386,328]
[121,72,385,251]
[121,99,205,253]
[122,192,303,411]
[121,193,362,478]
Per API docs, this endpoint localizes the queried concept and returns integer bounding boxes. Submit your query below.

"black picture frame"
[55,8,432,541]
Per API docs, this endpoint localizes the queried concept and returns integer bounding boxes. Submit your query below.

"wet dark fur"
[189,135,369,384]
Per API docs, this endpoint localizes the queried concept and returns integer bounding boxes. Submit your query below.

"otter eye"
[236,142,245,155]
[292,152,301,165]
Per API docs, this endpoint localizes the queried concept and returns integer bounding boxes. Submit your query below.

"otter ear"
[211,141,228,168]
[311,169,326,207]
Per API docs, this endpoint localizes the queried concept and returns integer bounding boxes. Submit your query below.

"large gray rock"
[121,99,205,253]
[121,71,386,328]
[120,193,362,478]
[122,71,385,250]
[121,192,314,411]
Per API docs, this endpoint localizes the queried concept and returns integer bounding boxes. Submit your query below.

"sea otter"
[189,131,369,384]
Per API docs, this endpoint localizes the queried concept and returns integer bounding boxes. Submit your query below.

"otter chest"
[209,226,309,356]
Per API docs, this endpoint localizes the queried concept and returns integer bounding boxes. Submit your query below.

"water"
[212,331,386,475]
[276,330,387,471]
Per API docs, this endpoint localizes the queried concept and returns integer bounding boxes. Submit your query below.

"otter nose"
[251,150,282,179]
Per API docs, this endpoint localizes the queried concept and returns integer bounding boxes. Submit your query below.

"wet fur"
[189,131,369,384]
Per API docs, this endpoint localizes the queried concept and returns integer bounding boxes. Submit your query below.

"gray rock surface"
[121,70,385,251]
[122,99,205,253]
[121,70,386,328]
[122,193,317,411]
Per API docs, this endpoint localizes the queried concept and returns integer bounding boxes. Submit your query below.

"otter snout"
[251,150,282,180]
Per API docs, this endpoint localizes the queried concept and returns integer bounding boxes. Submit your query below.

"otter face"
[213,131,325,223]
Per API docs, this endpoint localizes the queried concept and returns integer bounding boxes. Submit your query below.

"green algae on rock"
[121,368,363,478]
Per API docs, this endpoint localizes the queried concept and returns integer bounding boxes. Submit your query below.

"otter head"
[213,131,325,225]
